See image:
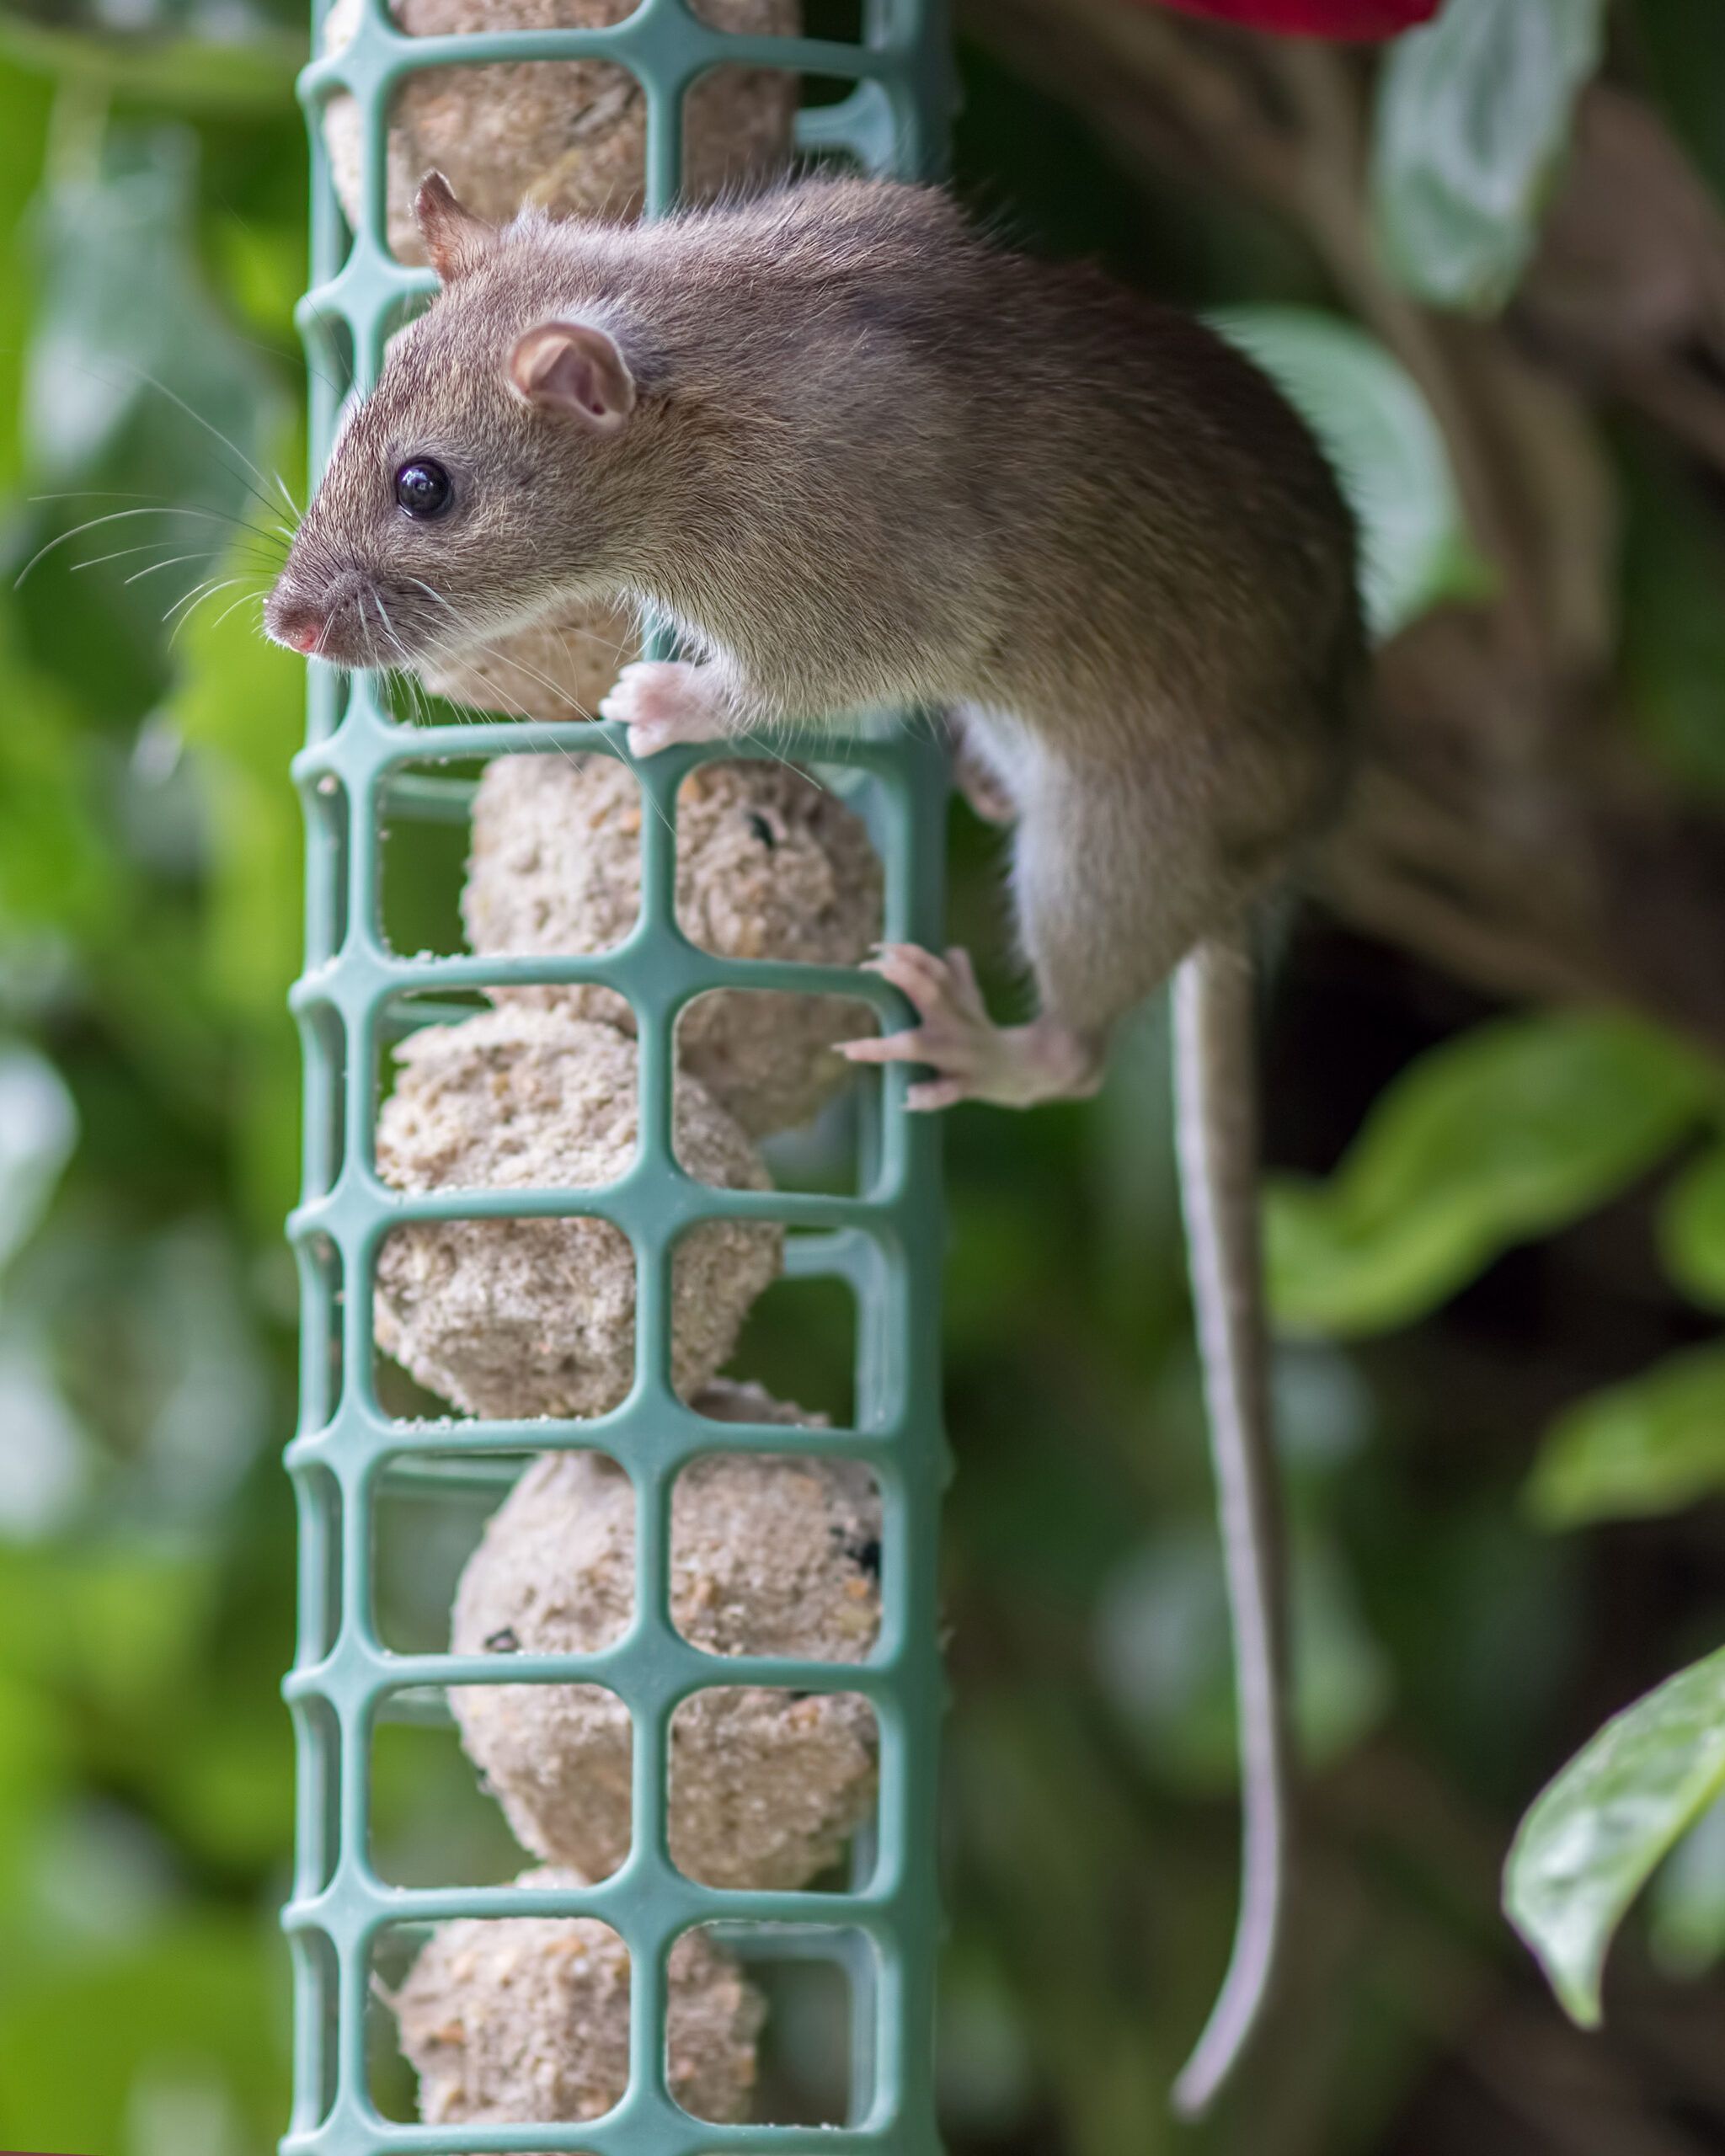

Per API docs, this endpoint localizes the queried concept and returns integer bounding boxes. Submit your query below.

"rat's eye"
[394,459,453,519]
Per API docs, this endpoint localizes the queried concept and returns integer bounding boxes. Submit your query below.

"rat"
[266,170,1365,2113]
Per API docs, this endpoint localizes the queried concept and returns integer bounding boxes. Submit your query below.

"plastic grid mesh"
[281,3,957,2149]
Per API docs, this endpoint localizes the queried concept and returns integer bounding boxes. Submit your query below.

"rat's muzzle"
[267,596,327,654]
[265,567,378,668]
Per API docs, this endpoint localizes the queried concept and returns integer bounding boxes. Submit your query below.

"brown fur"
[270,176,1369,2109]
[271,177,1362,1033]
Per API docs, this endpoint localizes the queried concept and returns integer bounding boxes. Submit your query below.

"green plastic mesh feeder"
[281,4,958,2151]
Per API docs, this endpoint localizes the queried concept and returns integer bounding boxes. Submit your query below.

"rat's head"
[266,175,650,672]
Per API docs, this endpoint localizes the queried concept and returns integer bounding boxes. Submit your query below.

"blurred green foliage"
[1507,1644,1725,2026]
[1527,1345,1725,1529]
[1372,0,1608,312]
[0,24,307,2151]
[1660,1141,1725,1310]
[1,3,1724,2153]
[1211,305,1485,639]
[1266,1011,1714,1338]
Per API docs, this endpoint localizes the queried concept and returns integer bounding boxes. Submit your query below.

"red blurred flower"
[1146,0,1440,37]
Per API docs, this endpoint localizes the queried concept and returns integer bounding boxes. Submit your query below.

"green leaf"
[1267,1011,1712,1339]
[1660,1143,1725,1312]
[1650,1789,1725,1980]
[1527,1344,1725,1529]
[1506,1644,1725,2025]
[1210,307,1482,642]
[1372,0,1607,314]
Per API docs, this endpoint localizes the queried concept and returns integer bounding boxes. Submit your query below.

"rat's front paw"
[599,660,730,758]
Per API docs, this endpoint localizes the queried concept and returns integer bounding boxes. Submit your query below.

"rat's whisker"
[438,643,537,727]
[163,579,228,624]
[162,576,224,620]
[220,313,346,408]
[364,595,426,728]
[408,579,605,719]
[459,638,680,845]
[165,577,247,643]
[447,628,585,718]
[211,584,270,632]
[735,726,825,795]
[96,358,297,533]
[72,541,224,574]
[13,508,270,589]
[436,636,573,737]
[29,493,283,539]
[370,591,435,730]
[472,637,601,722]
[124,548,248,587]
[402,577,488,643]
[555,616,636,675]
[29,492,283,542]
[595,621,639,668]
[403,580,618,726]
[404,580,675,832]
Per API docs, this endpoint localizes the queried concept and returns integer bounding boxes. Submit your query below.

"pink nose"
[265,592,328,654]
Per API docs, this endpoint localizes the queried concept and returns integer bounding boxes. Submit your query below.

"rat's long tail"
[1168,923,1295,2119]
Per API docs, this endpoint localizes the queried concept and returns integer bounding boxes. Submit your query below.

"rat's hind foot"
[838,943,1102,1110]
[600,659,733,757]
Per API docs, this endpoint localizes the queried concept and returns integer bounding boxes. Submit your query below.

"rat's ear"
[509,321,637,434]
[414,171,494,282]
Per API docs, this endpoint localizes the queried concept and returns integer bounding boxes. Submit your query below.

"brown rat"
[268,172,1365,2111]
